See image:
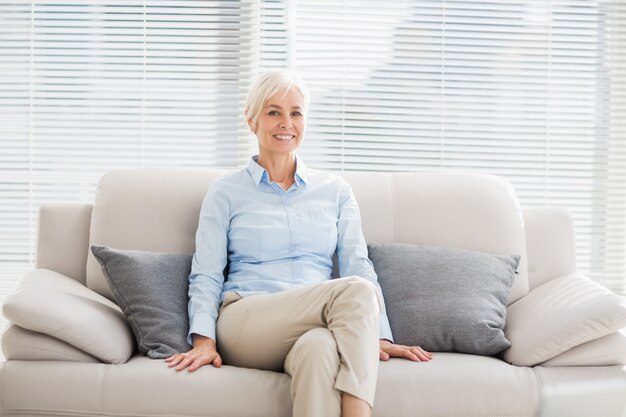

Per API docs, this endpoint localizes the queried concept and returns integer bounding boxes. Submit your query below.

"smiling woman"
[165,69,433,417]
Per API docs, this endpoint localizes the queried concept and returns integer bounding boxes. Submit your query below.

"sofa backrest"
[86,169,529,304]
[86,170,227,298]
[343,171,528,303]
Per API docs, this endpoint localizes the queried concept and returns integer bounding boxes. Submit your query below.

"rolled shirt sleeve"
[335,179,394,342]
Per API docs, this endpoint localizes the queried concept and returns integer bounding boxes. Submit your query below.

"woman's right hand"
[165,334,223,372]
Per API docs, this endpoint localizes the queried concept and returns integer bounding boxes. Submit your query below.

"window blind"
[293,0,626,293]
[0,1,624,356]
[0,0,281,350]
[0,2,32,315]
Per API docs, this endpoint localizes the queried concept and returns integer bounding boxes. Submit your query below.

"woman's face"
[253,87,306,157]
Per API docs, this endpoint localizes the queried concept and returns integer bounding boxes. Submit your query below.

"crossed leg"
[216,276,381,417]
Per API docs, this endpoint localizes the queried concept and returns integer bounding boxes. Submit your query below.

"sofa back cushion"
[86,170,227,300]
[343,171,529,303]
[87,169,528,304]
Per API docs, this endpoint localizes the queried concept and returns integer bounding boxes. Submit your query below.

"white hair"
[244,69,310,132]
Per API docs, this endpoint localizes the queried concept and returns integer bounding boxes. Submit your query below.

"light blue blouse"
[187,155,393,345]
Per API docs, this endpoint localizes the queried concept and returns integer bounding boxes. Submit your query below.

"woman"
[165,70,432,417]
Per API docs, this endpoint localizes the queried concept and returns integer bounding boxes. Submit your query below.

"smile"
[273,134,295,141]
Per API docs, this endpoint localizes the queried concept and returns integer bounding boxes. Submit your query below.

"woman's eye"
[269,110,280,116]
[292,111,302,117]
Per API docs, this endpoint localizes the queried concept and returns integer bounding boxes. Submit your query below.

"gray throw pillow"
[368,243,520,355]
[91,245,192,359]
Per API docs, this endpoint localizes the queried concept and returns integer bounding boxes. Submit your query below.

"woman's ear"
[244,109,255,133]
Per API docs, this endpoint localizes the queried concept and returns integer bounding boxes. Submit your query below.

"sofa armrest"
[540,327,626,367]
[37,203,93,285]
[522,207,577,290]
[2,323,100,363]
[503,273,626,366]
[2,269,135,364]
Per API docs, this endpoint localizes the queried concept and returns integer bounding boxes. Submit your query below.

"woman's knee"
[287,328,340,370]
[339,276,381,313]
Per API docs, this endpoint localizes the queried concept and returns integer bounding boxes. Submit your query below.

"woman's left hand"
[379,339,433,362]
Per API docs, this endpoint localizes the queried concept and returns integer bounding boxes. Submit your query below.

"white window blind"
[1,1,32,311]
[0,0,281,344]
[293,0,626,293]
[0,1,625,351]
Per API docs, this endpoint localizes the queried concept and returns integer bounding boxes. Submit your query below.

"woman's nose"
[279,116,292,128]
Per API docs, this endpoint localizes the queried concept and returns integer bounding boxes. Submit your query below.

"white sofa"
[2,169,626,417]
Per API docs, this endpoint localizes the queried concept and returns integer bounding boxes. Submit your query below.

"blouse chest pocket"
[297,204,338,258]
[229,197,292,262]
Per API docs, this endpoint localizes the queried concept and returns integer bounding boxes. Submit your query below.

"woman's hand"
[165,334,223,372]
[379,339,432,362]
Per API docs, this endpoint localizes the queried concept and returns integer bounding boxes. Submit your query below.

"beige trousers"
[216,276,381,417]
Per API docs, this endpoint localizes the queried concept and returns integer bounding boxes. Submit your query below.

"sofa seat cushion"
[375,353,539,417]
[4,355,624,417]
[0,356,291,417]
[532,366,626,417]
[2,354,540,417]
